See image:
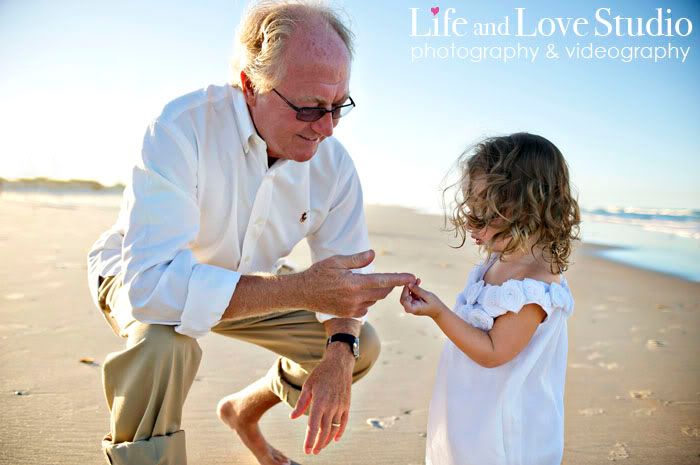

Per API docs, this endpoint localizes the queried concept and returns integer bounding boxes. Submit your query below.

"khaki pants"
[97,275,381,465]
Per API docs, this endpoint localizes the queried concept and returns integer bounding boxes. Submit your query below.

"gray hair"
[230,0,355,92]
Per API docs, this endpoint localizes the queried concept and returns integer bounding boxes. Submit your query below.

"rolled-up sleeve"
[121,119,240,338]
[86,226,124,311]
[307,156,373,324]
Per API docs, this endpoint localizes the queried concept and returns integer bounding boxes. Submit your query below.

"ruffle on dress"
[454,264,574,331]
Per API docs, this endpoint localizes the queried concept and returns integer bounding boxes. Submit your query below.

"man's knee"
[356,323,381,376]
[126,323,201,358]
[104,323,202,389]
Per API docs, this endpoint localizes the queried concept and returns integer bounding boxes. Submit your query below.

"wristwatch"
[326,333,360,359]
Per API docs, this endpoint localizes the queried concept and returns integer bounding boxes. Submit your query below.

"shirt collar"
[232,86,266,156]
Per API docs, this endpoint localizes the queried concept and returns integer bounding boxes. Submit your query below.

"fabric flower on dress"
[542,291,553,313]
[497,280,527,313]
[549,282,570,311]
[465,280,484,305]
[522,278,546,303]
[465,308,494,331]
[481,286,503,317]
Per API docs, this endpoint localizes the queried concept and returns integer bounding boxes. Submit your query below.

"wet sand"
[0,199,698,464]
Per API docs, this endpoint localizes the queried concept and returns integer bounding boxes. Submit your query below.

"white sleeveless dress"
[426,256,574,465]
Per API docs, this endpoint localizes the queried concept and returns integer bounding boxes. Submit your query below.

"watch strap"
[326,333,360,359]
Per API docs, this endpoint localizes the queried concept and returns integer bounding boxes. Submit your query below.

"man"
[86,1,415,465]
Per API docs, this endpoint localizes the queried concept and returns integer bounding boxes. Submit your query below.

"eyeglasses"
[272,88,355,122]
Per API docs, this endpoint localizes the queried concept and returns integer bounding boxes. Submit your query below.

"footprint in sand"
[579,341,612,351]
[646,339,667,351]
[569,363,596,369]
[4,293,25,301]
[659,324,684,335]
[587,352,604,361]
[56,262,84,270]
[631,408,656,417]
[629,390,653,400]
[578,408,605,416]
[681,427,699,438]
[608,442,630,460]
[366,416,400,429]
[656,304,674,314]
[598,362,620,370]
[0,323,29,332]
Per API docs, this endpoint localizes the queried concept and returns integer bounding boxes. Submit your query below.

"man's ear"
[240,71,256,105]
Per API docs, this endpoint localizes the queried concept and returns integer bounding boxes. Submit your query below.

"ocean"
[581,207,700,282]
[1,184,699,282]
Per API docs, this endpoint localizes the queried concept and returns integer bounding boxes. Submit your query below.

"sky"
[1,0,699,213]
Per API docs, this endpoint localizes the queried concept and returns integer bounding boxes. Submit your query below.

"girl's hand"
[399,279,449,319]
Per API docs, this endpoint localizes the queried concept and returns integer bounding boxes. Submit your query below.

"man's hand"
[289,347,354,455]
[300,249,416,318]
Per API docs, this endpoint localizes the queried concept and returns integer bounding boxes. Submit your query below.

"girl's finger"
[400,285,411,303]
[408,283,429,299]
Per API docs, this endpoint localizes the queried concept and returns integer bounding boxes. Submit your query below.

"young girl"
[401,133,581,465]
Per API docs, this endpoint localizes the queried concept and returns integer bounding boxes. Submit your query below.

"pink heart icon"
[431,6,439,16]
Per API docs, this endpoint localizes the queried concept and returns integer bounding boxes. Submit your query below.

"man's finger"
[313,414,332,454]
[361,287,393,301]
[305,409,322,454]
[331,249,375,270]
[290,387,312,419]
[322,414,342,449]
[334,411,349,442]
[359,272,416,289]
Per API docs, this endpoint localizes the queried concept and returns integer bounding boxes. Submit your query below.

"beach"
[0,198,698,465]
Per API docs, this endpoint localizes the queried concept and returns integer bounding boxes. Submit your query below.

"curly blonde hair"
[230,0,354,93]
[446,133,581,273]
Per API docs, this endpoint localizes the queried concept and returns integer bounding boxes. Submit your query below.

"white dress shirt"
[86,84,372,339]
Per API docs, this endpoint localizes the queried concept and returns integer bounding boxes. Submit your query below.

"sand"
[0,199,698,465]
